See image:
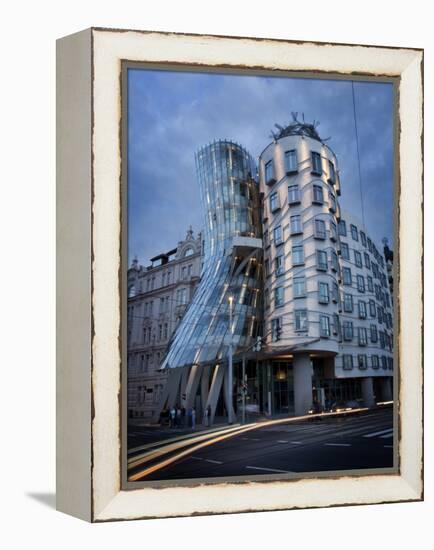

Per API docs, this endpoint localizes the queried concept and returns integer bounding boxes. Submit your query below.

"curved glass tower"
[160,140,263,370]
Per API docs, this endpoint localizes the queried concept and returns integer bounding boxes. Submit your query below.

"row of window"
[342,354,393,371]
[266,217,339,248]
[269,184,337,213]
[342,322,393,349]
[265,150,337,185]
[129,263,195,297]
[338,220,385,268]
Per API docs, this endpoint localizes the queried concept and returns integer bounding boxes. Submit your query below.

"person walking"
[175,405,181,428]
[191,407,196,430]
[169,406,176,428]
[203,405,209,427]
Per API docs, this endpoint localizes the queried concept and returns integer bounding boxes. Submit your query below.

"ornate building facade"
[127,228,201,420]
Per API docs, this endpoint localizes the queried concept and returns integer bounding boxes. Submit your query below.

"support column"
[183,364,202,410]
[380,377,393,402]
[204,364,225,425]
[293,354,313,416]
[361,376,375,408]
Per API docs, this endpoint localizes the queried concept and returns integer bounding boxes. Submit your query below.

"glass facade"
[161,141,262,370]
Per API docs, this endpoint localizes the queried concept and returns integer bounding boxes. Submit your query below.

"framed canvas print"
[56,27,423,522]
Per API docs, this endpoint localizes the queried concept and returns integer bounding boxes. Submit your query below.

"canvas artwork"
[124,67,397,485]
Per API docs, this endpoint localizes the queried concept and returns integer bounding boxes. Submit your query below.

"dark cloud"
[128,69,394,264]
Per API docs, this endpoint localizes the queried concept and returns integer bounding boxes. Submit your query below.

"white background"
[0,0,431,547]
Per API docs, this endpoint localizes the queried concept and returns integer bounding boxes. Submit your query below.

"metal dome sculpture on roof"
[270,112,330,143]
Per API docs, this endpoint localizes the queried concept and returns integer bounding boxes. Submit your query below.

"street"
[127,406,394,482]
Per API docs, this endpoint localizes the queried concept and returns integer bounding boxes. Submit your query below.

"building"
[259,123,393,414]
[130,118,394,425]
[127,228,201,420]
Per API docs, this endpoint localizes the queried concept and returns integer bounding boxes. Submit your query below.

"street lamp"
[228,295,234,424]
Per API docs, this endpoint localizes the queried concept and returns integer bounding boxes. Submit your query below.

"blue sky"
[127,68,394,265]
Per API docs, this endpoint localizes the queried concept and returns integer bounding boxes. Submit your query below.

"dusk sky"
[127,69,394,265]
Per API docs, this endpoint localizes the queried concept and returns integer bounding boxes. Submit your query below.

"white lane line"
[246,466,294,474]
[324,443,351,447]
[363,428,393,438]
[250,438,261,441]
[380,433,394,439]
[204,459,223,464]
[290,441,302,444]
[383,445,393,448]
[276,440,289,443]
[190,456,203,460]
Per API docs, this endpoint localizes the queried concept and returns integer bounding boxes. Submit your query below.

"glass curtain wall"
[161,141,262,370]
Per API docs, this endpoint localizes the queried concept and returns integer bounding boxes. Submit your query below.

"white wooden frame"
[56,27,423,522]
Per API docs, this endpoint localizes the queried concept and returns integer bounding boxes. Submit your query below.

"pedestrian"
[169,406,176,428]
[191,407,196,430]
[176,405,181,428]
[181,406,186,428]
[187,407,192,428]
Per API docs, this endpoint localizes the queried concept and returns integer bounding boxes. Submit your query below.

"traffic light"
[254,336,262,351]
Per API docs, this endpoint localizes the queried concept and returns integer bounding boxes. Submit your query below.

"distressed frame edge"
[88,29,423,522]
[56,27,93,522]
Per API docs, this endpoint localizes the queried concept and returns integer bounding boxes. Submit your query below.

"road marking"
[290,441,302,444]
[383,445,393,448]
[190,456,203,460]
[246,466,294,474]
[380,433,393,439]
[363,428,393,438]
[324,443,351,447]
[250,438,260,441]
[276,440,289,443]
[204,459,223,464]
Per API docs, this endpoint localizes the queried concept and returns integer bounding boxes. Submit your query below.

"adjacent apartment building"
[127,119,394,424]
[127,228,201,420]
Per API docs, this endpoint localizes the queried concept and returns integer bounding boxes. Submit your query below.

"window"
[328,191,337,213]
[330,221,337,242]
[357,275,365,293]
[312,184,324,204]
[328,160,336,183]
[293,276,306,298]
[358,354,368,370]
[330,250,339,272]
[288,185,300,205]
[274,225,283,245]
[343,321,353,341]
[358,327,368,346]
[367,237,373,252]
[354,250,362,268]
[360,231,367,247]
[388,357,393,370]
[314,218,326,239]
[369,299,376,317]
[340,242,350,260]
[290,215,302,235]
[270,191,280,212]
[342,267,352,286]
[311,151,322,175]
[275,255,284,276]
[320,315,330,338]
[316,250,328,271]
[338,219,347,236]
[176,288,187,305]
[292,245,304,266]
[181,266,187,279]
[264,258,270,277]
[381,356,388,370]
[265,288,270,309]
[164,323,168,340]
[364,252,371,269]
[265,159,275,184]
[333,313,341,336]
[371,355,379,369]
[271,317,282,342]
[370,324,378,343]
[358,300,367,319]
[367,275,374,292]
[318,281,330,304]
[285,149,298,174]
[295,309,308,332]
[379,331,385,349]
[332,282,339,303]
[350,224,359,241]
[274,286,284,308]
[343,293,353,312]
[343,355,353,370]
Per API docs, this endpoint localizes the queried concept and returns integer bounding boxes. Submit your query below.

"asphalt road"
[130,407,394,481]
